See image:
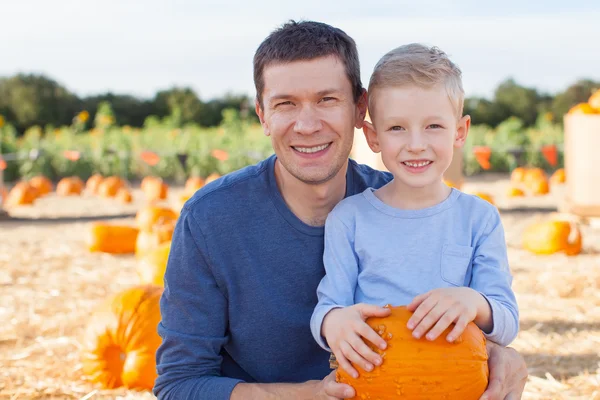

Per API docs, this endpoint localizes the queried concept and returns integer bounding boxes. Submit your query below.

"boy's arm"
[310,213,360,350]
[469,208,519,346]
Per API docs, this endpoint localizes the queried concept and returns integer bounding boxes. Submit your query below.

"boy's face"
[364,84,469,190]
[255,55,367,185]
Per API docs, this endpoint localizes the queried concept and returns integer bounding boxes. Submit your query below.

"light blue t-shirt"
[310,187,519,349]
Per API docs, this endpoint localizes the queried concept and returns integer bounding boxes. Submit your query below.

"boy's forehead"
[370,85,458,118]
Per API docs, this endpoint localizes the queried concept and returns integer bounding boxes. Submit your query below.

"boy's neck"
[376,179,451,210]
[274,160,348,227]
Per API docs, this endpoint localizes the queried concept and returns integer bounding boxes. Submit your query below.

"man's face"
[256,55,366,185]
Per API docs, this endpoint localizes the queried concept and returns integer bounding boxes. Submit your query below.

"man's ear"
[255,98,270,136]
[354,89,368,129]
[362,121,380,153]
[454,115,471,148]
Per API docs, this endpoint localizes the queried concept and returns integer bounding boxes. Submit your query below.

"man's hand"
[321,304,391,378]
[314,370,356,399]
[406,287,490,342]
[480,341,527,400]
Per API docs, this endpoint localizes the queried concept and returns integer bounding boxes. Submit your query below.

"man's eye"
[276,101,292,107]
[320,97,335,102]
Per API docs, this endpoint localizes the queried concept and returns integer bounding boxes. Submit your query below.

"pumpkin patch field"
[1,172,600,399]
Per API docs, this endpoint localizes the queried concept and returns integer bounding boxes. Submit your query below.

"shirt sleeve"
[310,212,360,351]
[153,207,243,400]
[470,208,520,346]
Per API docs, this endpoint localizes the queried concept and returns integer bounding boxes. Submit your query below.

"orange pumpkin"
[5,182,38,206]
[135,205,178,232]
[506,186,525,197]
[529,179,549,196]
[549,168,566,185]
[56,177,84,196]
[568,103,598,114]
[587,89,600,110]
[86,223,139,254]
[86,173,104,194]
[81,284,163,390]
[510,167,527,185]
[98,176,126,198]
[135,220,175,259]
[116,187,133,204]
[141,176,168,203]
[28,176,53,196]
[184,176,205,194]
[336,306,489,399]
[523,220,582,256]
[137,242,171,286]
[443,179,461,190]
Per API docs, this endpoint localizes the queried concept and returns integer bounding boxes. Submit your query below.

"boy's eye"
[390,126,405,131]
[428,124,443,129]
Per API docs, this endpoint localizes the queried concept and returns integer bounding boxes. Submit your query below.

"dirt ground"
[1,175,599,399]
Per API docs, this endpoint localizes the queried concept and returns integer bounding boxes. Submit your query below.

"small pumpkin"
[510,167,527,185]
[28,176,53,196]
[506,186,525,197]
[137,242,171,286]
[135,219,175,259]
[98,176,126,198]
[56,177,84,196]
[529,178,549,196]
[522,220,582,256]
[86,223,139,254]
[336,306,489,400]
[549,168,566,185]
[588,89,600,110]
[5,182,38,206]
[86,173,104,194]
[116,187,133,204]
[568,103,598,115]
[184,176,205,194]
[81,284,163,390]
[135,205,178,232]
[141,176,168,203]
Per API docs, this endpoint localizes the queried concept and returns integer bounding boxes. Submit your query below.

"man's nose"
[294,106,323,135]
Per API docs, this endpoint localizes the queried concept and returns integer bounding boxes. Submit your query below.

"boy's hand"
[321,304,391,379]
[406,287,486,342]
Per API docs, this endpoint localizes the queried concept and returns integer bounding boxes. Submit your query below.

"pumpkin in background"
[443,179,461,190]
[138,242,171,286]
[86,173,104,194]
[86,223,139,254]
[529,179,549,196]
[568,103,598,114]
[550,168,566,185]
[135,205,178,232]
[184,176,205,194]
[81,284,163,390]
[523,220,582,256]
[472,192,495,205]
[587,89,600,110]
[506,186,525,197]
[116,187,133,204]
[141,176,168,203]
[205,172,221,185]
[135,219,175,259]
[336,306,488,400]
[98,176,126,198]
[5,182,38,206]
[510,167,527,185]
[57,177,84,196]
[28,175,53,196]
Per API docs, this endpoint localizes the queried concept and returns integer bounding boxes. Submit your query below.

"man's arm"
[480,341,528,400]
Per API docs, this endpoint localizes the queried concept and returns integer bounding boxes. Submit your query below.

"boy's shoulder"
[455,190,501,221]
[328,189,372,223]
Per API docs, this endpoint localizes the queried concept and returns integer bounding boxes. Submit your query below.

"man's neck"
[274,160,348,227]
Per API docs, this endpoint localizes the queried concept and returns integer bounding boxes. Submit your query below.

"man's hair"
[368,43,465,117]
[253,20,363,109]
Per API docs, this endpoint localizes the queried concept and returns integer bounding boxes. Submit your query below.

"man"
[154,20,528,399]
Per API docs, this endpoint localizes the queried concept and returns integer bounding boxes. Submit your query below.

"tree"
[551,79,600,122]
[152,87,203,126]
[493,78,541,127]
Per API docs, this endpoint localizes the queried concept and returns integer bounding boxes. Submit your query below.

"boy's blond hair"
[368,43,465,118]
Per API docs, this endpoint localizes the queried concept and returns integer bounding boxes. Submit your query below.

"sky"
[1,0,599,102]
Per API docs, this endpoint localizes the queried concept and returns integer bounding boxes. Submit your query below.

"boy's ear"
[454,115,471,148]
[362,121,381,153]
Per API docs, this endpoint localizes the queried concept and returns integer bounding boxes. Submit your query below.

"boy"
[310,43,519,379]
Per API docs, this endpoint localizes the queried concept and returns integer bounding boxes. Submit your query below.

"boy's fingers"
[447,316,470,342]
[337,343,359,378]
[412,301,446,338]
[355,303,392,319]
[406,292,428,311]
[350,333,382,368]
[407,296,437,331]
[357,323,388,351]
[424,309,458,341]
[344,341,374,373]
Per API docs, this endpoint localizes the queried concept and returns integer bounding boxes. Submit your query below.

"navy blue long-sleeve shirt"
[153,155,391,399]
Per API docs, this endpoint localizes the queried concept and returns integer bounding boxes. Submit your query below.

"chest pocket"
[440,244,473,286]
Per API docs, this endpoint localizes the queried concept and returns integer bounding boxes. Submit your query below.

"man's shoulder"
[348,159,393,193]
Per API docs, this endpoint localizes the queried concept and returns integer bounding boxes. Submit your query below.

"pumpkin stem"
[565,223,582,256]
